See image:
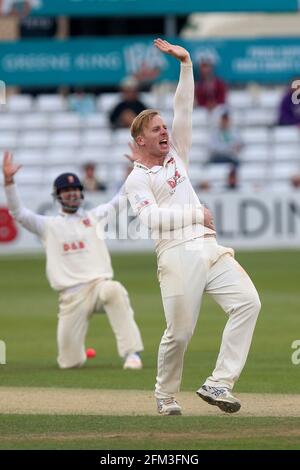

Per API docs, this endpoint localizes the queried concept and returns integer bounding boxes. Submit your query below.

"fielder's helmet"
[53,173,83,195]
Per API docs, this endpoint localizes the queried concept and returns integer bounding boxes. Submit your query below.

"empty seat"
[192,130,208,146]
[188,163,205,185]
[36,95,66,112]
[22,114,49,129]
[100,163,126,185]
[160,92,174,111]
[82,113,108,128]
[272,163,299,180]
[243,109,276,126]
[239,164,268,182]
[14,150,44,165]
[46,148,78,165]
[19,131,49,147]
[240,145,269,163]
[114,129,131,145]
[6,95,33,112]
[14,167,44,185]
[97,93,120,113]
[82,130,112,146]
[0,132,18,148]
[50,131,81,147]
[228,91,253,108]
[204,163,232,182]
[192,108,208,127]
[111,144,132,161]
[78,147,110,164]
[49,113,81,129]
[189,147,208,163]
[273,144,300,161]
[257,89,282,108]
[272,126,300,143]
[241,128,270,144]
[0,114,20,130]
[140,92,157,108]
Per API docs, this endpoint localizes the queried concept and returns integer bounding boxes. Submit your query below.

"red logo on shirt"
[82,218,92,227]
[167,169,181,189]
[63,240,85,252]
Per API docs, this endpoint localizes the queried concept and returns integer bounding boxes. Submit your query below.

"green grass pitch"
[0,250,299,449]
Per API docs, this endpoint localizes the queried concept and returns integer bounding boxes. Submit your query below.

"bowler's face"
[138,115,170,158]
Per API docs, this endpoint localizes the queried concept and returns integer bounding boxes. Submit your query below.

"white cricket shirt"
[125,62,216,257]
[5,184,126,292]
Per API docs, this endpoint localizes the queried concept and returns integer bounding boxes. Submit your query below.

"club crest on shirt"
[82,218,92,227]
[167,169,186,192]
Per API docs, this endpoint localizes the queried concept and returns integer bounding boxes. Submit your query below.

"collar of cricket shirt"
[134,155,174,174]
[59,207,85,217]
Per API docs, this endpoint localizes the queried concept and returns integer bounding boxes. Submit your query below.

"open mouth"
[159,139,168,146]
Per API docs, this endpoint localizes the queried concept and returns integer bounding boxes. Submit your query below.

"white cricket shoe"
[156,397,182,416]
[123,353,142,370]
[196,384,241,413]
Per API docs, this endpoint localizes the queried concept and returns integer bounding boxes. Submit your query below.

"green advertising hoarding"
[8,0,299,17]
[1,37,300,86]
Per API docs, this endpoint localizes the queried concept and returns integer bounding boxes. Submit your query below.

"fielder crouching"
[2,152,143,370]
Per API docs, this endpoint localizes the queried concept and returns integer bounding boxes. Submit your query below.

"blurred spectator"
[278,85,300,126]
[226,167,239,190]
[291,174,300,188]
[208,107,243,168]
[133,62,161,92]
[68,88,96,117]
[0,0,33,17]
[195,58,227,111]
[109,77,146,130]
[198,180,211,192]
[82,162,107,192]
[207,108,243,190]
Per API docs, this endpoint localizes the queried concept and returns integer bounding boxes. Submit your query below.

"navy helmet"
[53,173,83,195]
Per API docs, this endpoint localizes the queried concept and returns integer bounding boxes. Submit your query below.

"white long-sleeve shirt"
[5,184,127,292]
[125,62,216,257]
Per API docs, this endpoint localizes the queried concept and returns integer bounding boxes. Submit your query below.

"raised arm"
[154,39,194,168]
[2,151,46,237]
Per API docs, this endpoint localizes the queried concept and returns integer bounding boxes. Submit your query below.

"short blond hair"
[130,109,159,140]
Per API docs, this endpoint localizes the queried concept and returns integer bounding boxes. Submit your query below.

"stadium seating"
[0,86,299,192]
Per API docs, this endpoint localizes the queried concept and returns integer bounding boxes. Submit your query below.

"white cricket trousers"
[155,238,261,399]
[57,278,144,368]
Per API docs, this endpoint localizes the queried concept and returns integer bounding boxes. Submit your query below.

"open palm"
[154,38,190,63]
[2,151,22,180]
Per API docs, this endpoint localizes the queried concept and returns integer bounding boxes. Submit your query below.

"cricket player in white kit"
[125,39,261,415]
[2,151,144,370]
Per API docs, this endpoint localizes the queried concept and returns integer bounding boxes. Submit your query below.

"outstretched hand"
[154,38,191,64]
[204,206,215,231]
[2,151,22,185]
[124,141,141,164]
